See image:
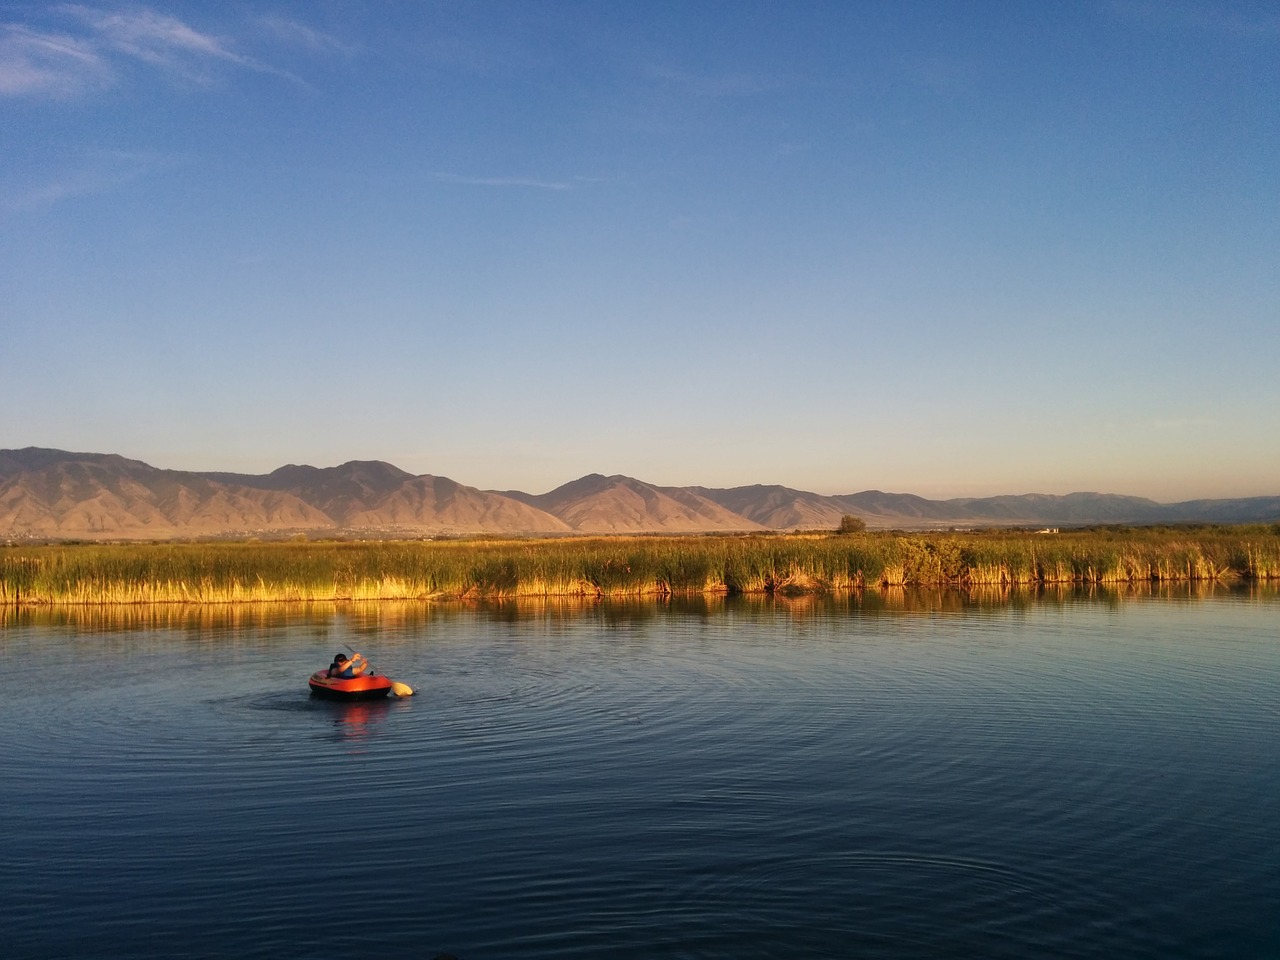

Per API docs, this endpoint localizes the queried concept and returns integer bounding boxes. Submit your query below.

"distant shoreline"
[3,528,1278,607]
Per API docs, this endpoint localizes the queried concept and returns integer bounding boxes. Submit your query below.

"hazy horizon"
[4,3,1277,501]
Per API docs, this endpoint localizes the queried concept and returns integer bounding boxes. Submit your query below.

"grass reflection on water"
[1,578,1272,635]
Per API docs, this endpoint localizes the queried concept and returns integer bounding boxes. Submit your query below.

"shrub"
[837,515,867,534]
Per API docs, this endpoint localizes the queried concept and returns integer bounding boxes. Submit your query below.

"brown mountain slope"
[519,474,767,533]
[212,461,571,534]
[0,450,330,538]
[937,492,1165,525]
[203,460,415,523]
[343,476,572,534]
[691,484,849,529]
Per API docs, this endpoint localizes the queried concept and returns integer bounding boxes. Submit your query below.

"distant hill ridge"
[2,447,1278,540]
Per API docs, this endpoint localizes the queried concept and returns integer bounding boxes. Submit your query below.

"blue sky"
[3,1,1277,500]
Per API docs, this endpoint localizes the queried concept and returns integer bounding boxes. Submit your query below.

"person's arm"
[348,653,369,676]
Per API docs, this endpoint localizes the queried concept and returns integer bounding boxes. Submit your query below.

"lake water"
[2,587,1277,959]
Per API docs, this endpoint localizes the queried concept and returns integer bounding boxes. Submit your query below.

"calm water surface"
[2,589,1277,959]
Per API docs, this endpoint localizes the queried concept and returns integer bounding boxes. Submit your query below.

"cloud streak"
[1,5,305,98]
[644,62,781,99]
[67,5,301,84]
[1,148,174,211]
[0,24,110,98]
[433,172,574,191]
[257,15,356,58]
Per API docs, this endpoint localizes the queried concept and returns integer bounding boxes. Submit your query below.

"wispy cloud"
[257,15,356,58]
[1,148,174,211]
[433,172,574,191]
[64,5,299,84]
[0,24,110,98]
[0,5,309,98]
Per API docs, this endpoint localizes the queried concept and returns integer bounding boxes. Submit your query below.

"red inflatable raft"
[308,670,394,701]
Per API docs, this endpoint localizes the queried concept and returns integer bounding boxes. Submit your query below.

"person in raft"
[328,652,369,679]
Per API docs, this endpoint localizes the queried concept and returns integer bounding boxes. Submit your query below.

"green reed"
[2,526,1278,605]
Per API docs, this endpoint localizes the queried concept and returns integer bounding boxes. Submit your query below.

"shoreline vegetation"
[3,526,1279,607]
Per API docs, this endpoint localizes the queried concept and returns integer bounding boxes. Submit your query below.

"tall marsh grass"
[2,527,1278,605]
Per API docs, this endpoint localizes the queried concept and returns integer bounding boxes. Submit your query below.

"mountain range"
[2,447,1278,541]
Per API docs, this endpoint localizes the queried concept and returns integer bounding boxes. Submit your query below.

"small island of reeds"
[3,525,1279,606]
